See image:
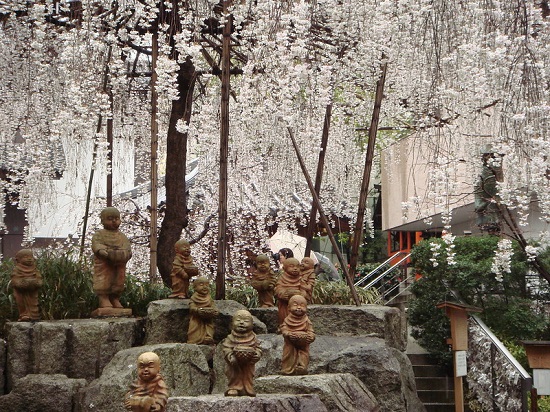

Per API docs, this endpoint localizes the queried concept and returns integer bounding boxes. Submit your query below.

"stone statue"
[274,257,305,328]
[91,207,132,315]
[168,238,199,299]
[11,249,42,322]
[474,151,503,235]
[124,352,168,412]
[299,257,316,303]
[281,294,315,375]
[222,309,262,397]
[187,277,218,344]
[250,254,277,308]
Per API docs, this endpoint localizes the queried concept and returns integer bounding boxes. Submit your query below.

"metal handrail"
[362,253,411,290]
[354,252,409,287]
[383,275,416,305]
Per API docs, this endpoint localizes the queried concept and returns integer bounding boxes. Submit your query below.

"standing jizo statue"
[91,207,132,316]
[169,238,199,298]
[281,294,315,375]
[250,254,277,308]
[11,249,42,322]
[124,352,168,412]
[187,277,218,344]
[222,309,262,397]
[274,257,305,328]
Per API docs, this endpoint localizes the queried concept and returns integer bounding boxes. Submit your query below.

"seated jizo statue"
[11,249,43,322]
[124,352,168,412]
[91,207,132,316]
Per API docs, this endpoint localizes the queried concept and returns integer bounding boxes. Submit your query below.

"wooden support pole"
[149,32,159,281]
[216,0,232,300]
[287,127,361,306]
[349,56,388,278]
[305,104,332,257]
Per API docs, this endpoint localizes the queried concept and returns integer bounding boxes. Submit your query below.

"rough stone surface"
[0,374,87,412]
[145,299,267,344]
[250,304,406,350]
[78,343,212,412]
[5,318,145,391]
[0,339,6,395]
[166,394,328,412]
[254,373,380,412]
[217,334,423,412]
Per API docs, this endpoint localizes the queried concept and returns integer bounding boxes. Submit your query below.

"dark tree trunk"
[157,57,196,285]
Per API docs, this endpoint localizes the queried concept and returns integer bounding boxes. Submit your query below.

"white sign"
[534,370,550,396]
[455,351,467,377]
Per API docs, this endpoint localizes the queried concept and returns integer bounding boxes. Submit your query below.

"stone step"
[412,364,450,378]
[415,376,454,391]
[417,388,454,404]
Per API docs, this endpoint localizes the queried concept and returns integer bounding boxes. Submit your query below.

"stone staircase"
[407,353,455,412]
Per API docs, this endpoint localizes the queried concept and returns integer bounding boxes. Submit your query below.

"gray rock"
[251,305,406,350]
[222,334,423,412]
[255,373,380,412]
[0,339,6,395]
[0,374,87,412]
[145,299,267,344]
[78,343,212,412]
[5,318,145,390]
[166,394,328,412]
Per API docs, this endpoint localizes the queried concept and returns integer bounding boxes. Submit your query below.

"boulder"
[0,374,86,412]
[78,343,212,412]
[5,318,145,390]
[166,394,328,412]
[213,334,422,412]
[254,373,380,412]
[145,299,267,344]
[250,304,406,350]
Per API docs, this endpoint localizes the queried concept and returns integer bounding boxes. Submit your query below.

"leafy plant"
[408,235,550,366]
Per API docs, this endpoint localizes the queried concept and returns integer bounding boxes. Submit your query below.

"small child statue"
[124,352,168,412]
[222,309,262,397]
[274,257,305,328]
[11,249,42,322]
[168,238,199,298]
[299,257,317,304]
[187,277,218,344]
[91,207,132,312]
[280,294,315,375]
[250,254,277,308]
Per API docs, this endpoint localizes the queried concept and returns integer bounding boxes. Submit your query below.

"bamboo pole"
[80,46,113,258]
[287,127,361,306]
[149,33,159,281]
[349,55,388,278]
[216,0,232,300]
[305,104,332,257]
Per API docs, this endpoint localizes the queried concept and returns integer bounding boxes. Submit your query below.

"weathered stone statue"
[11,249,42,321]
[474,151,503,235]
[274,257,304,328]
[280,295,315,375]
[91,207,132,316]
[168,238,199,299]
[124,352,168,412]
[222,309,262,397]
[187,277,218,344]
[299,257,316,303]
[250,254,277,308]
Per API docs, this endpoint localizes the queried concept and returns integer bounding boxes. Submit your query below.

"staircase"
[408,353,455,412]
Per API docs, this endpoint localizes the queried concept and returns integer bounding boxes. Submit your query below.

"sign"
[455,350,467,377]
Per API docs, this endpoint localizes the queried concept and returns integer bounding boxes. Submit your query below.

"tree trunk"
[157,57,196,285]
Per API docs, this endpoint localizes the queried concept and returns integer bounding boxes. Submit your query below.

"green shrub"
[408,235,550,366]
